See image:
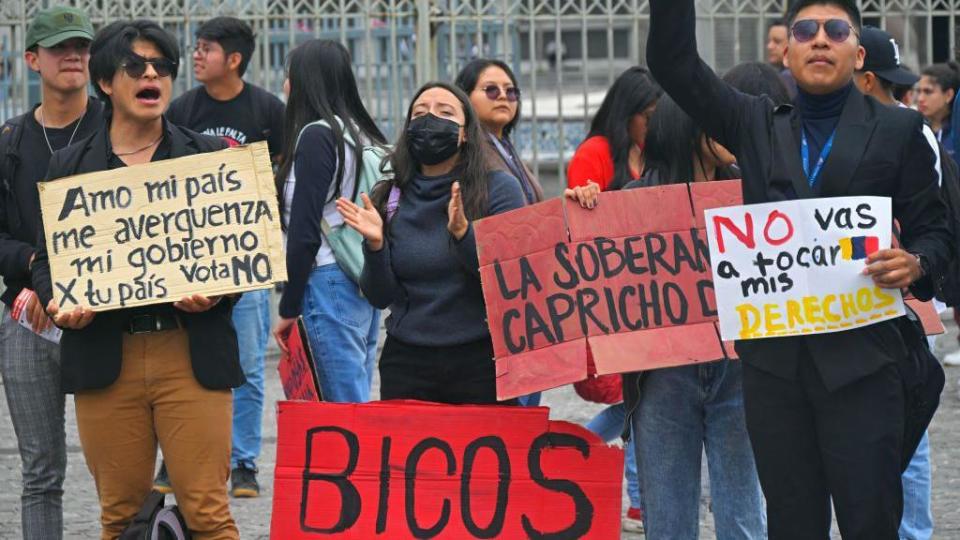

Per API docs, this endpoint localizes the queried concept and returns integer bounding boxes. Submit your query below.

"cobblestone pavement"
[2,313,960,539]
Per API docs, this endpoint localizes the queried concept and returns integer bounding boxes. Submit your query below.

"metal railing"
[0,0,957,187]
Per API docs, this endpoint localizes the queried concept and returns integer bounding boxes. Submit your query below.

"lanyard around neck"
[801,129,836,188]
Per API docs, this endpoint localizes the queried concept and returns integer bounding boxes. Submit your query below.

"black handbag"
[895,307,945,472]
[119,491,192,540]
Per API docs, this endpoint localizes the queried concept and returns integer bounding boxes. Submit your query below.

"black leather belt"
[126,313,182,334]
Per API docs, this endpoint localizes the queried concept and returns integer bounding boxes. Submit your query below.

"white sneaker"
[943,349,960,366]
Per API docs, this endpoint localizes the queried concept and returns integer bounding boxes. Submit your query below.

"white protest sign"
[704,196,905,340]
[38,141,286,311]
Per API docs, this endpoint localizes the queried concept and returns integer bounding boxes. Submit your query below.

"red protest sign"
[270,400,623,539]
[476,181,742,400]
[277,318,322,401]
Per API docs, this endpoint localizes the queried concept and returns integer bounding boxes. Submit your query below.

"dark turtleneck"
[795,82,853,187]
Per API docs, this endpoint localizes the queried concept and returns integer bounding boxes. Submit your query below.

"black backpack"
[933,145,960,305]
[119,491,191,540]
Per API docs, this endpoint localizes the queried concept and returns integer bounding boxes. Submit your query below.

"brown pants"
[75,329,238,540]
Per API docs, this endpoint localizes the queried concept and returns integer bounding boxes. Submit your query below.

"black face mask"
[406,113,462,166]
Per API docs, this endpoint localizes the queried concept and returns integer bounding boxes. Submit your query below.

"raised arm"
[647,0,759,153]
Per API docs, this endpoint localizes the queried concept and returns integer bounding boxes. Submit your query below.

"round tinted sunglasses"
[120,55,177,78]
[482,85,520,102]
[791,19,857,43]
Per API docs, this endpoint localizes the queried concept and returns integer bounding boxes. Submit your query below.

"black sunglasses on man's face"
[120,54,177,78]
[791,19,857,44]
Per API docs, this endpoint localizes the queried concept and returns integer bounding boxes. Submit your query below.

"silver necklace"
[39,105,83,155]
[114,135,162,157]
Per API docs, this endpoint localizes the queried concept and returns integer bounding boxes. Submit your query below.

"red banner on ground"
[270,401,623,539]
[475,181,742,400]
[277,318,322,401]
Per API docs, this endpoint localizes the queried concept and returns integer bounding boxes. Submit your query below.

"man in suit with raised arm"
[645,0,952,537]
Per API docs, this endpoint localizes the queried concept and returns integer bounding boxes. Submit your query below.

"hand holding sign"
[447,181,469,240]
[46,299,95,330]
[863,248,923,289]
[563,180,601,209]
[173,294,221,313]
[336,193,384,251]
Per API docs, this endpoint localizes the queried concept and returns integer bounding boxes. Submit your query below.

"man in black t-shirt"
[0,8,102,538]
[161,16,283,499]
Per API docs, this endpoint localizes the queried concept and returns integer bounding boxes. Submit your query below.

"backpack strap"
[386,185,401,223]
[0,115,26,191]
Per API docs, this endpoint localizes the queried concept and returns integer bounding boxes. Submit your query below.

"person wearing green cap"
[0,6,101,540]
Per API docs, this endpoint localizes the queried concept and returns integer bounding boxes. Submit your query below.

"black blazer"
[646,0,953,391]
[31,118,245,393]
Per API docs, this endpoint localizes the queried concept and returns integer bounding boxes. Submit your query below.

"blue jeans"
[517,392,542,406]
[586,403,641,509]
[632,360,766,539]
[301,264,379,402]
[900,431,933,540]
[231,289,270,469]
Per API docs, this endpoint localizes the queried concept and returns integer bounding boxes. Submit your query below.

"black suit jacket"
[647,0,953,391]
[31,117,245,393]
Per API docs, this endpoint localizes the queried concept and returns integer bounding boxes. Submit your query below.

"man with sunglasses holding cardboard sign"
[646,0,951,537]
[0,9,103,538]
[29,19,243,539]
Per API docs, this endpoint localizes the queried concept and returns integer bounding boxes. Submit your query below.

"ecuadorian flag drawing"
[838,236,879,261]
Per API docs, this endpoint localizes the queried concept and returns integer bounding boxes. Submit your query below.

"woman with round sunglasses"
[335,82,527,403]
[455,59,543,206]
[567,66,662,192]
[31,20,241,539]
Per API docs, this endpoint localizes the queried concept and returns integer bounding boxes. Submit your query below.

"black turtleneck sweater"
[360,169,525,347]
[795,82,853,191]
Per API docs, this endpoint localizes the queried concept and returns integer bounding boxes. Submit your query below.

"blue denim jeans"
[632,360,766,539]
[301,264,379,402]
[586,403,641,509]
[231,288,270,469]
[900,431,933,540]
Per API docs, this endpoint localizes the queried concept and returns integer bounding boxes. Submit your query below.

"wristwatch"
[911,252,929,280]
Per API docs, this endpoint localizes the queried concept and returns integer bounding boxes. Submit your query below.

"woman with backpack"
[567,66,662,191]
[272,39,387,403]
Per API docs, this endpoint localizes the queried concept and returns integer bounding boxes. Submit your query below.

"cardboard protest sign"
[38,141,286,311]
[270,400,623,539]
[278,318,322,401]
[475,181,741,400]
[704,196,905,341]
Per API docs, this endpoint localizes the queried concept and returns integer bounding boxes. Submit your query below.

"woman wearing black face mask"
[335,82,527,404]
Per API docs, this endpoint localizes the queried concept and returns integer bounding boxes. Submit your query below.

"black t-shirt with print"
[166,82,285,158]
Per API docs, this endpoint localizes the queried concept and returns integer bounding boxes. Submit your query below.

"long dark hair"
[722,61,791,105]
[275,39,386,220]
[455,58,521,138]
[584,66,661,187]
[371,82,490,221]
[642,96,718,184]
[645,61,787,185]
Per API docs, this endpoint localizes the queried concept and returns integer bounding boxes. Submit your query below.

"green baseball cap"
[25,7,94,49]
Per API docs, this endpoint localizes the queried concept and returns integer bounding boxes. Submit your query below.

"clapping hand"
[337,193,385,251]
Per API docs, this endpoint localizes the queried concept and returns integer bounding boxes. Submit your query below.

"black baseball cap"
[860,26,919,86]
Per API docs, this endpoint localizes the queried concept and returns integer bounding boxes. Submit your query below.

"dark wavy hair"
[584,66,662,188]
[455,58,522,138]
[196,17,256,77]
[89,20,179,109]
[922,61,960,113]
[644,61,788,185]
[723,62,791,105]
[371,82,490,221]
[275,39,386,223]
